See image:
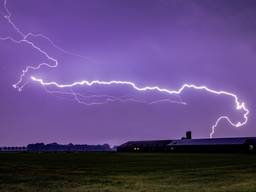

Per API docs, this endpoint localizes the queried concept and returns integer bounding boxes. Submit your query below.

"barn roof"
[118,137,256,148]
[168,138,249,146]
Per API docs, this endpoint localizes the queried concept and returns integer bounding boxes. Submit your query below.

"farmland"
[0,152,256,192]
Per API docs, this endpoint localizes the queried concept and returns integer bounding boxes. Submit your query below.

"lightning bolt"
[0,0,250,138]
[30,76,249,136]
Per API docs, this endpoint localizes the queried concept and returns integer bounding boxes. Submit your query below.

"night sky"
[0,0,256,146]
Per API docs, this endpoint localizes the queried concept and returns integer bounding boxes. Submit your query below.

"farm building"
[117,140,173,152]
[117,132,256,153]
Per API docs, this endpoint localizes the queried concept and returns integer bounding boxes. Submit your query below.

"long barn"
[117,132,256,153]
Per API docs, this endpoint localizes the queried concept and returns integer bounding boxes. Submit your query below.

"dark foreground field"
[1,153,256,192]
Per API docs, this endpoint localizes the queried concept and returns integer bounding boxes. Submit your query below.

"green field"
[0,152,256,192]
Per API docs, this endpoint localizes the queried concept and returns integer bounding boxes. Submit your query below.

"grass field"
[0,152,256,192]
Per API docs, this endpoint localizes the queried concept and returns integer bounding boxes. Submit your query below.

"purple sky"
[0,0,256,146]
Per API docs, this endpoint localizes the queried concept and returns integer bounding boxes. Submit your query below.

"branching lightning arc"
[0,0,249,138]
